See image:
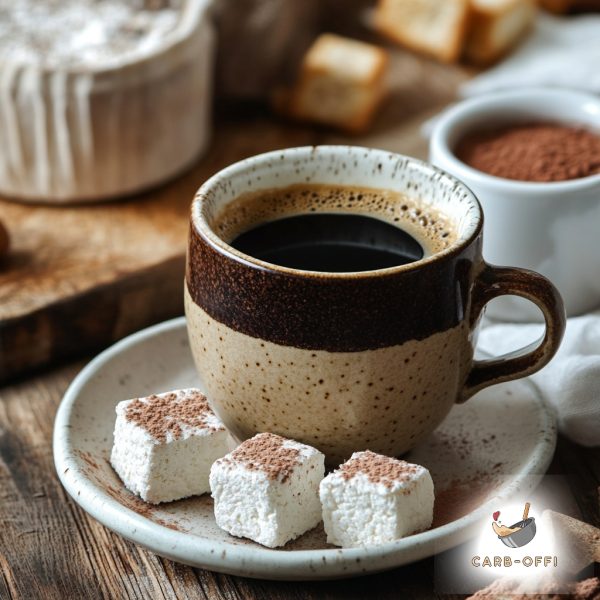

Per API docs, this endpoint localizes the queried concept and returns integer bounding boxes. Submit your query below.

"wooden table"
[1,51,599,599]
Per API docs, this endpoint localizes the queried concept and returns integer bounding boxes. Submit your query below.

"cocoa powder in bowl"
[455,122,600,183]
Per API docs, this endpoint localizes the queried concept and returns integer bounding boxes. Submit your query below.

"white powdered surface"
[0,0,184,69]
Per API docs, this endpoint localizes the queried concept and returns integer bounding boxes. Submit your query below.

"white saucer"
[54,317,556,580]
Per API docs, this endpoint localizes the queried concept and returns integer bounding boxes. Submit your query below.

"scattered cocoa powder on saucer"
[432,474,499,528]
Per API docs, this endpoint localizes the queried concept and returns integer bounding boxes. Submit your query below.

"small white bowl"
[0,0,214,203]
[430,88,600,321]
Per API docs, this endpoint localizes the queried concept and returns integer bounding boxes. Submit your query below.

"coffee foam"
[210,184,458,260]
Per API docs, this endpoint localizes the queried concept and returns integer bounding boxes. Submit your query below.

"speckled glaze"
[186,146,566,463]
[53,318,558,580]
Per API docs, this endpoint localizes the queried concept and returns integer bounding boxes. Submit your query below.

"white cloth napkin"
[461,12,600,97]
[478,312,600,447]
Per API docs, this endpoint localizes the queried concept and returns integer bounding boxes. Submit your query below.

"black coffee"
[230,213,424,272]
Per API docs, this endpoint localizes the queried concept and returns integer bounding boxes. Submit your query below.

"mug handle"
[459,263,566,403]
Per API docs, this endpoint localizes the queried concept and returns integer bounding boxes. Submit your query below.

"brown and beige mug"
[185,146,565,464]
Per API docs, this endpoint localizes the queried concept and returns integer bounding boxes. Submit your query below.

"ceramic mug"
[430,88,600,321]
[185,146,565,463]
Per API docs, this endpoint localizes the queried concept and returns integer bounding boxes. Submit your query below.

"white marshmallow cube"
[209,433,325,548]
[110,388,230,504]
[319,450,435,547]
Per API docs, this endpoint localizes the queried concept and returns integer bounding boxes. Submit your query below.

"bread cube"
[282,33,389,133]
[464,0,537,65]
[374,0,470,63]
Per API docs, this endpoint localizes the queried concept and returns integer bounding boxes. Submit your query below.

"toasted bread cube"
[374,0,470,63]
[464,0,536,65]
[283,34,389,133]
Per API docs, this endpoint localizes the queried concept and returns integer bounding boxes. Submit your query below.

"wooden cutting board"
[0,51,467,384]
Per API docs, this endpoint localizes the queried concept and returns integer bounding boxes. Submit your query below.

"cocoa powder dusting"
[125,389,223,443]
[456,123,600,182]
[104,484,184,532]
[79,453,185,532]
[224,433,301,482]
[432,476,498,528]
[574,578,600,600]
[76,450,100,471]
[340,450,420,489]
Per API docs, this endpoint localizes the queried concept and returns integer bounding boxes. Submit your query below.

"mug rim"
[430,87,600,195]
[191,145,483,279]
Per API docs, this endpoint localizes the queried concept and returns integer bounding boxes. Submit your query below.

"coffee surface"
[455,122,600,182]
[231,213,424,272]
[211,184,456,272]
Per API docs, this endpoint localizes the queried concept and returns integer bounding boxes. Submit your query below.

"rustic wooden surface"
[0,360,598,599]
[0,47,465,385]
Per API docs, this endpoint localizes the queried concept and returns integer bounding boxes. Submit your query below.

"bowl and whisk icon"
[492,502,537,548]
